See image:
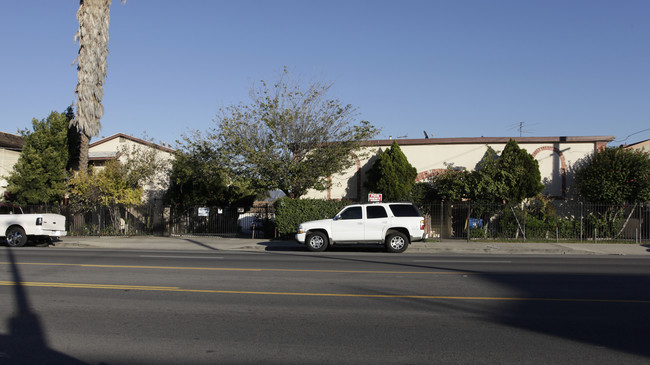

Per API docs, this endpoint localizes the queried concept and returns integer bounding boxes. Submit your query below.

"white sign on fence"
[198,207,209,217]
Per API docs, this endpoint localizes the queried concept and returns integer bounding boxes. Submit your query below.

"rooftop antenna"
[508,122,536,137]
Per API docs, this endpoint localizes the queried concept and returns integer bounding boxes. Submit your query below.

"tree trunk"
[78,133,90,173]
[71,0,111,172]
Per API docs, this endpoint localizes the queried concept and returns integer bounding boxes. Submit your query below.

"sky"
[1,0,649,147]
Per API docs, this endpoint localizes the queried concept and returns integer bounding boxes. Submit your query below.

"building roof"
[361,135,615,146]
[0,131,24,150]
[625,138,650,150]
[89,133,175,153]
[88,151,120,161]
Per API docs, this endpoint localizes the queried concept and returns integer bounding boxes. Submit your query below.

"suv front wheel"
[306,232,328,252]
[385,232,408,253]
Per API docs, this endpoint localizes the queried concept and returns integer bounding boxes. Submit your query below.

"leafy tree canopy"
[165,134,258,206]
[68,161,142,208]
[575,146,650,203]
[429,167,472,202]
[471,140,544,204]
[212,67,379,198]
[365,140,418,201]
[6,109,73,204]
[68,140,172,209]
[424,139,544,204]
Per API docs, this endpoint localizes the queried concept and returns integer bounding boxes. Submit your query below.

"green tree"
[68,141,170,231]
[213,68,379,198]
[365,140,417,201]
[429,167,471,201]
[470,140,543,204]
[422,140,543,204]
[575,146,650,203]
[6,110,72,204]
[68,161,142,208]
[498,139,544,203]
[165,135,257,206]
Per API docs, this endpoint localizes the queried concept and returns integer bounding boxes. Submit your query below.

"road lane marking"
[413,260,512,263]
[139,255,225,259]
[1,280,649,304]
[0,262,467,275]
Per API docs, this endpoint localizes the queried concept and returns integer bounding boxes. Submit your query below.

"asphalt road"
[2,247,650,364]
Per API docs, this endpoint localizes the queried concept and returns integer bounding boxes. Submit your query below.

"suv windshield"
[388,204,421,217]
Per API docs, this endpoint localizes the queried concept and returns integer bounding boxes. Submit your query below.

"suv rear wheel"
[385,232,408,253]
[306,232,328,252]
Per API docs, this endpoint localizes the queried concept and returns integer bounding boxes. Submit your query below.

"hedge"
[273,198,353,236]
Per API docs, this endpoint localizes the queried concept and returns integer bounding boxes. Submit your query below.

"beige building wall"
[0,148,21,197]
[89,133,175,203]
[626,139,650,152]
[305,136,613,201]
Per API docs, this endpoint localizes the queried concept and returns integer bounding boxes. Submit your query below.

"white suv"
[295,202,427,253]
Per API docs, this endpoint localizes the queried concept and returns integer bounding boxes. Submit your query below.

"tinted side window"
[367,206,388,219]
[0,206,9,214]
[389,204,421,217]
[340,207,362,220]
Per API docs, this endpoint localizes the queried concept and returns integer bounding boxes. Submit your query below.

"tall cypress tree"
[6,110,72,204]
[365,140,417,201]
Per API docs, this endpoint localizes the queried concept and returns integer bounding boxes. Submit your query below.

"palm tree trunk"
[78,133,90,173]
[71,0,112,172]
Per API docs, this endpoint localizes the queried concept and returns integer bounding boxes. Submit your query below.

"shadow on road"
[262,248,650,359]
[0,248,88,364]
[485,271,650,359]
[257,240,392,253]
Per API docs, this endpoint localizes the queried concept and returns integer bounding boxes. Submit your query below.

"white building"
[89,133,175,202]
[0,132,24,199]
[305,136,614,201]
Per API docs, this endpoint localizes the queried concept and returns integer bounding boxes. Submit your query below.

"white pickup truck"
[0,204,67,247]
[296,202,427,253]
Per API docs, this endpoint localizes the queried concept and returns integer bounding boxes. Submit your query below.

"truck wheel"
[306,232,328,252]
[6,226,27,247]
[385,232,408,253]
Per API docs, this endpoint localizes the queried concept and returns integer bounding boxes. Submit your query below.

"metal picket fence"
[22,204,165,236]
[418,201,650,243]
[168,204,275,238]
[19,201,649,242]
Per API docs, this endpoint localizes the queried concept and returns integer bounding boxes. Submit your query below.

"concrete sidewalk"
[51,236,650,256]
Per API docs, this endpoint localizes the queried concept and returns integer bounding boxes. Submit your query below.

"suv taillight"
[420,220,425,230]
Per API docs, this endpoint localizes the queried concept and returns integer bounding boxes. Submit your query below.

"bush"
[274,198,352,236]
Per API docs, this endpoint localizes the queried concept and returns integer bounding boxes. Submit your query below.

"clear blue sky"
[1,0,649,146]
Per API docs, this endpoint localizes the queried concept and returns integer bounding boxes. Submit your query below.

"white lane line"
[140,255,224,259]
[413,260,512,263]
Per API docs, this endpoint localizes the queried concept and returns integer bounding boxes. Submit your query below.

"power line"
[614,128,650,143]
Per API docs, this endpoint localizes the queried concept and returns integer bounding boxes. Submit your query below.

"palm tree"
[71,0,113,172]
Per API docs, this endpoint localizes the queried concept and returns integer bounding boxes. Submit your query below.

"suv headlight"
[298,225,304,234]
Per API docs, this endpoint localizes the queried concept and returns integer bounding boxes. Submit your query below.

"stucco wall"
[89,134,174,202]
[0,148,21,197]
[627,139,650,152]
[304,137,612,201]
